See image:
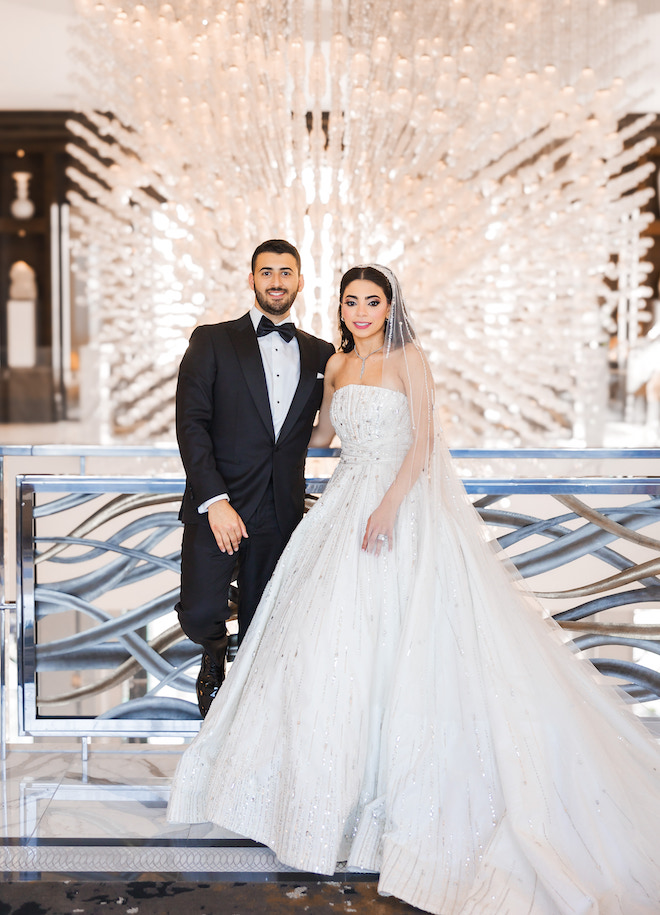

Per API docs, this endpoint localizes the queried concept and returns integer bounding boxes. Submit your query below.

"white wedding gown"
[168,384,660,915]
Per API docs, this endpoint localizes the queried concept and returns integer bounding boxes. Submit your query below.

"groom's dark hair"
[251,239,301,274]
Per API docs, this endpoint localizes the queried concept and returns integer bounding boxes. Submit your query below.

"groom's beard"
[255,287,298,317]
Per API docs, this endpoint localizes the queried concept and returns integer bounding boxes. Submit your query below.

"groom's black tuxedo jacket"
[176,312,335,535]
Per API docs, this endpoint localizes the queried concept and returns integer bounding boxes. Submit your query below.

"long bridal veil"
[359,263,660,913]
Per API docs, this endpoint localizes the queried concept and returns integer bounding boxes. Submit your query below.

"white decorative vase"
[10,171,35,220]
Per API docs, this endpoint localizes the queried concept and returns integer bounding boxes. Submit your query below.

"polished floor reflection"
[0,744,316,880]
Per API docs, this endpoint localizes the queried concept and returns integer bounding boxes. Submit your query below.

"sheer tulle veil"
[361,263,495,550]
[346,264,660,912]
[361,262,660,691]
[354,263,436,502]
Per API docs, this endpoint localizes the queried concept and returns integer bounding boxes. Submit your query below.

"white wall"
[0,0,79,110]
[634,11,660,112]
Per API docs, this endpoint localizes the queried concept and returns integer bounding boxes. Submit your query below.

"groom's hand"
[208,500,248,555]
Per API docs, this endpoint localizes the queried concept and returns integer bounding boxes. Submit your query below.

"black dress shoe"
[196,652,225,718]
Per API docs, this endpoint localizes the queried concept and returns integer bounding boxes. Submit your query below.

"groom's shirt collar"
[250,306,295,330]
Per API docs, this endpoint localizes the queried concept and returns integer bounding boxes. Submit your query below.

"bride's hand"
[362,499,397,555]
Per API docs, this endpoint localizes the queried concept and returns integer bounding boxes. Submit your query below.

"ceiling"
[1,0,659,112]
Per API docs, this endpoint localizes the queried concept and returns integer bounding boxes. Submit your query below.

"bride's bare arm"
[392,344,434,498]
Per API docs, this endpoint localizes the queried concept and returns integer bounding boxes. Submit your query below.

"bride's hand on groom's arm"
[208,500,248,555]
[362,496,397,555]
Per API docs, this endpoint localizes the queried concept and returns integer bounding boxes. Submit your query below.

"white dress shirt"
[198,307,301,513]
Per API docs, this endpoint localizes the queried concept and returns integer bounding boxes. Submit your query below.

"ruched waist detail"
[339,441,407,465]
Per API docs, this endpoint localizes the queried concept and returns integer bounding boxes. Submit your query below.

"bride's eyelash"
[342,298,381,306]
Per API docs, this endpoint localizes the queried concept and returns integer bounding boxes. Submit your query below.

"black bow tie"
[256,315,296,343]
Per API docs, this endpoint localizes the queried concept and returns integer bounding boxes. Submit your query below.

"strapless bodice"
[330,384,412,463]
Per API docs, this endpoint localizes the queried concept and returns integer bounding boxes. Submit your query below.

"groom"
[175,239,335,717]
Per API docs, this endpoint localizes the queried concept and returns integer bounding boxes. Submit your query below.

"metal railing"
[2,446,660,750]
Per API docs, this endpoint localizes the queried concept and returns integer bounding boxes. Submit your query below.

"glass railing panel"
[12,469,660,739]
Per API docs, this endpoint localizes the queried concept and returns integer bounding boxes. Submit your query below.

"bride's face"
[340,279,390,344]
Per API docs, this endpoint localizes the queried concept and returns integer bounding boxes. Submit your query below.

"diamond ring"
[376,534,387,541]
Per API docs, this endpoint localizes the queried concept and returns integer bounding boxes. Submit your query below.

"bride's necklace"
[354,343,384,380]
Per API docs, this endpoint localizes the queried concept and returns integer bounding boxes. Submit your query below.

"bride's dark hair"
[337,266,393,353]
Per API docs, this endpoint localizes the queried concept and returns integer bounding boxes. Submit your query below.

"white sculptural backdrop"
[67,0,657,445]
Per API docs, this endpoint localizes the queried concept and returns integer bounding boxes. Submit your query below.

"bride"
[168,264,660,914]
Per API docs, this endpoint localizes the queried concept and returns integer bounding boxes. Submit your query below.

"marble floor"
[0,742,330,882]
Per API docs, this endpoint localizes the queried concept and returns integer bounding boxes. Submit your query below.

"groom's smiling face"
[250,252,304,318]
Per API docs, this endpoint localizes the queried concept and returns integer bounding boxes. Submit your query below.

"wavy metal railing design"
[18,478,194,736]
[16,472,660,738]
[475,488,660,702]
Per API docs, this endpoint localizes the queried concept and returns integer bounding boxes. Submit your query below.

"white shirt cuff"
[198,493,229,513]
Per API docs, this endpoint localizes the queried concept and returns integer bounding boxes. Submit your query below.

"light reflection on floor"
[0,745,308,881]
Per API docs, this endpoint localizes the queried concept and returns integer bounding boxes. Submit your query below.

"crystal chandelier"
[67,0,656,444]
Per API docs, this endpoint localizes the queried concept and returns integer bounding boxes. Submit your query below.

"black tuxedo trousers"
[175,314,335,663]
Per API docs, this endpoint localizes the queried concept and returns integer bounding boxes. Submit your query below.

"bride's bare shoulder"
[390,342,431,393]
[326,350,349,370]
[390,341,427,371]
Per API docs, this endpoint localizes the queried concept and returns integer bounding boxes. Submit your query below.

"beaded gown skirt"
[168,384,660,915]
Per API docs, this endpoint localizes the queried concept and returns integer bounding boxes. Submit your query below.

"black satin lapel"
[278,332,317,442]
[229,316,274,439]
